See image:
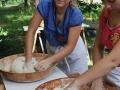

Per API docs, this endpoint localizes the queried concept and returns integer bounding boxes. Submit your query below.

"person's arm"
[93,28,104,68]
[35,0,39,9]
[90,27,105,90]
[64,40,120,90]
[49,25,82,63]
[25,10,43,62]
[35,25,82,71]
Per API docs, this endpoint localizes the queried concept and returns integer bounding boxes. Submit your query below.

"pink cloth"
[99,8,120,67]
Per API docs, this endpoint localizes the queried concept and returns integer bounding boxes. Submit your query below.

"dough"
[53,84,79,90]
[3,59,11,72]
[22,58,38,73]
[53,88,63,90]
[10,56,25,73]
[10,56,38,73]
[53,84,69,90]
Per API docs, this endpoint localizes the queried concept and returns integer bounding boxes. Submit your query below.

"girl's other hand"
[90,79,105,90]
[34,58,51,71]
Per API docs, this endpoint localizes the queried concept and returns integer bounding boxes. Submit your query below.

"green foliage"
[77,0,103,20]
[0,0,23,8]
[0,0,35,58]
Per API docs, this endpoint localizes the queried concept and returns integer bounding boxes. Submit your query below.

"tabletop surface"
[1,67,67,90]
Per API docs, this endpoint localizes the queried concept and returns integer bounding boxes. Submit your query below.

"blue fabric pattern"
[37,0,83,46]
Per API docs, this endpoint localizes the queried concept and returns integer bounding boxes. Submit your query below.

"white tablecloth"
[1,67,67,90]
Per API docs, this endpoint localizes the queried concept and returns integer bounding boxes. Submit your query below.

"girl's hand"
[90,79,105,90]
[64,87,79,90]
[34,58,51,71]
[64,82,79,90]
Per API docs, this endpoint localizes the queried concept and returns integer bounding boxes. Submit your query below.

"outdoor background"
[0,0,104,67]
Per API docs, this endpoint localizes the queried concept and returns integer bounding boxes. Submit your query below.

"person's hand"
[64,87,79,90]
[34,58,51,71]
[23,60,32,69]
[64,81,79,90]
[23,58,38,73]
[22,59,33,73]
[90,79,106,90]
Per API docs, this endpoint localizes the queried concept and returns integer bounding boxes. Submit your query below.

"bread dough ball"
[23,58,38,73]
[11,56,25,73]
[11,56,38,73]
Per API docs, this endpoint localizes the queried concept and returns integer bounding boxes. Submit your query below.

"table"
[1,67,67,90]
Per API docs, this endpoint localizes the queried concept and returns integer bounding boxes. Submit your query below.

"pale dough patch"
[53,84,69,90]
[10,56,38,73]
[53,84,79,90]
